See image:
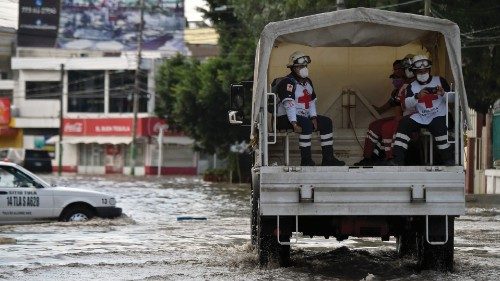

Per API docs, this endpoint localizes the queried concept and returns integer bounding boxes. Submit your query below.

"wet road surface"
[0,175,499,280]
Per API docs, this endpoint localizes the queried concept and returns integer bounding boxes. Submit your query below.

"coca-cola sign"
[63,121,83,133]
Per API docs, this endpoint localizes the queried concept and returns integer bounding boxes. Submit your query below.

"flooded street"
[0,175,499,281]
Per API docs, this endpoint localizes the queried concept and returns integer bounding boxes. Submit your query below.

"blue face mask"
[392,78,404,89]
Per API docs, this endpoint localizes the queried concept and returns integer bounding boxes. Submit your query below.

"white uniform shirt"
[404,76,454,125]
[277,80,317,122]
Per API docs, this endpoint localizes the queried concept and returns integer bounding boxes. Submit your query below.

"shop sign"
[63,117,168,136]
[0,98,10,125]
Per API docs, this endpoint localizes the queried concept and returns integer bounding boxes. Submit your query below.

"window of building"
[78,143,105,166]
[109,70,148,113]
[25,81,61,99]
[0,90,12,98]
[68,71,104,112]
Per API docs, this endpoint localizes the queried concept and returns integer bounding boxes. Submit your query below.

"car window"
[25,150,50,159]
[0,168,16,187]
[0,166,38,188]
[0,150,7,159]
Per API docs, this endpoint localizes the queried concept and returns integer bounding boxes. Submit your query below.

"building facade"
[10,48,197,175]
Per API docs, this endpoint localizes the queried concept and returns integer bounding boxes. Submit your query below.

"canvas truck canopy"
[251,7,470,137]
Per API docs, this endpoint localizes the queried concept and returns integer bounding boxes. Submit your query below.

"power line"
[462,42,500,49]
[375,0,422,10]
[462,26,500,36]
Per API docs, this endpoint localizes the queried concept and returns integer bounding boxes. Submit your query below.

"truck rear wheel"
[258,234,290,267]
[257,216,291,267]
[417,216,454,271]
[396,231,418,257]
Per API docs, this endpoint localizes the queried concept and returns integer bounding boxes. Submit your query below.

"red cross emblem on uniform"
[298,89,311,109]
[418,93,438,108]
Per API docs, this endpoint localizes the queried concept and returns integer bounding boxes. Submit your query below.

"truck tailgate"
[259,166,465,216]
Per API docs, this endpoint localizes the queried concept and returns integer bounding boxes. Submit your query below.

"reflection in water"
[0,175,498,281]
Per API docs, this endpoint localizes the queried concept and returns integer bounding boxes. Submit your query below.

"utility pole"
[424,0,431,16]
[58,64,64,176]
[130,0,145,176]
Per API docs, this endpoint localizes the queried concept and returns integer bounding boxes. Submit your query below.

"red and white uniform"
[404,76,453,125]
[276,75,317,121]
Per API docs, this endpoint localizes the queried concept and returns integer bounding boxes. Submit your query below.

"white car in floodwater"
[0,161,122,224]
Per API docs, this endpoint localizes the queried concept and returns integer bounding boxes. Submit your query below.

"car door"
[0,165,53,223]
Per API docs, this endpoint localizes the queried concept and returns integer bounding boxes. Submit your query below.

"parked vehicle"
[0,161,122,224]
[228,8,470,271]
[0,148,53,173]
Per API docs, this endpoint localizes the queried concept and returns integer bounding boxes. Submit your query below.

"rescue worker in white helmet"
[390,54,454,165]
[272,51,344,166]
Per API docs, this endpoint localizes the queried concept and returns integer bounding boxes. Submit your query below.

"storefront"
[0,98,21,148]
[59,117,197,175]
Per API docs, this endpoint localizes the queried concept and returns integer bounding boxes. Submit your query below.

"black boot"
[440,147,455,166]
[300,146,315,166]
[354,157,375,166]
[321,145,345,166]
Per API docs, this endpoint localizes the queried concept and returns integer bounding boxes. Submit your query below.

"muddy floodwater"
[0,175,499,280]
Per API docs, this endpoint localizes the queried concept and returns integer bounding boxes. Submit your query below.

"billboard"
[57,0,185,52]
[18,0,61,47]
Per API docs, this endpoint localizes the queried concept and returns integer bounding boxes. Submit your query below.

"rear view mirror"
[230,84,245,111]
[229,81,252,125]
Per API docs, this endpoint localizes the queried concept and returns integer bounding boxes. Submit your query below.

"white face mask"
[298,67,309,78]
[405,68,414,79]
[416,72,430,83]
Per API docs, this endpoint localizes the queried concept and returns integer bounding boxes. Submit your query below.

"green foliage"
[155,54,199,130]
[430,0,500,113]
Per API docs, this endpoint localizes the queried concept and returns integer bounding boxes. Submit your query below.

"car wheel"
[61,206,95,222]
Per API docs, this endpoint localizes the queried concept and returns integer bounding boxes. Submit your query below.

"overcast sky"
[0,0,208,29]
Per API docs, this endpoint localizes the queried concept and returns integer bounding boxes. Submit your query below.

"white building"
[10,48,197,175]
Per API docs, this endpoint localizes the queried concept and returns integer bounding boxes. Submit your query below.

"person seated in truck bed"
[272,51,345,166]
[354,55,417,166]
[390,55,454,166]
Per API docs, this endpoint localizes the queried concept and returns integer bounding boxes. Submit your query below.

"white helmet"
[287,51,311,68]
[411,54,432,70]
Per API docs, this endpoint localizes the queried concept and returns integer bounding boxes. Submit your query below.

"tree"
[430,0,500,113]
[155,0,254,156]
[155,54,198,131]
